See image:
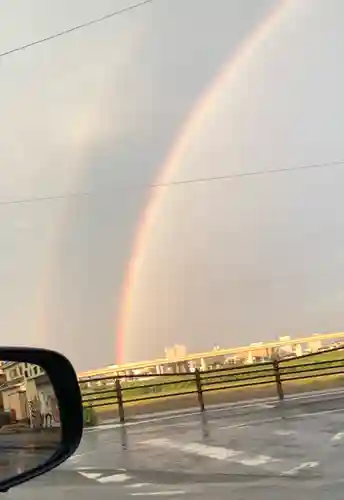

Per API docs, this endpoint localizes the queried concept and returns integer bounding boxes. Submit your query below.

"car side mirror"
[0,347,83,492]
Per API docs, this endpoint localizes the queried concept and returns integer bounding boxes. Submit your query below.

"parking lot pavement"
[7,392,344,499]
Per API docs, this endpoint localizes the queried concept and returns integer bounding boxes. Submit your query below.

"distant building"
[279,336,293,354]
[1,362,27,420]
[308,340,322,352]
[165,344,187,361]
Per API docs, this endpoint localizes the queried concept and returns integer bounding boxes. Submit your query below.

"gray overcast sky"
[1,0,344,370]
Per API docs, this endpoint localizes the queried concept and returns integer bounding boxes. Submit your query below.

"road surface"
[7,388,344,499]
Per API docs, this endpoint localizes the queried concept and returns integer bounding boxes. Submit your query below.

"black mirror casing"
[0,347,83,492]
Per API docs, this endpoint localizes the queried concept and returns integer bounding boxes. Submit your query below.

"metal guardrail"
[80,347,344,423]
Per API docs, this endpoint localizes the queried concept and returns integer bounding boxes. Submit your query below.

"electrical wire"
[0,0,156,59]
[1,157,344,207]
[1,1,341,207]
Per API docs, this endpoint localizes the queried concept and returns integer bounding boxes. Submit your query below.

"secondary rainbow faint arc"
[116,0,293,363]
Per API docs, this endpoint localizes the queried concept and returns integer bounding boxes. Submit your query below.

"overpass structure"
[78,331,344,381]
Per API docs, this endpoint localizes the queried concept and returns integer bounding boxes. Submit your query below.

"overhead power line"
[158,158,344,186]
[1,157,344,208]
[0,0,156,59]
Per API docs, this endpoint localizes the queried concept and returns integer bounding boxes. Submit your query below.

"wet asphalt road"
[7,389,344,499]
[0,431,59,485]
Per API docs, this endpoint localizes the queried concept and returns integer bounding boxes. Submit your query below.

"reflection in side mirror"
[0,361,61,480]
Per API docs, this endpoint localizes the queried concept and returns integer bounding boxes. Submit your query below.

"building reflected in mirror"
[0,361,61,481]
[0,361,60,429]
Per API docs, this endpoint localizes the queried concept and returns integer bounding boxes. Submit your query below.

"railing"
[80,347,344,423]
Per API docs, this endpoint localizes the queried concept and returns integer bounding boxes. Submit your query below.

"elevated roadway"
[78,332,344,381]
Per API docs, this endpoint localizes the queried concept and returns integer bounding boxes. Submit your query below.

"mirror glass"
[0,360,61,481]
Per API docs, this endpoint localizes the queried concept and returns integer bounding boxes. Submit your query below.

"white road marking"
[75,466,100,470]
[219,416,281,430]
[127,483,152,488]
[239,455,277,466]
[331,432,344,441]
[69,453,83,461]
[78,472,102,480]
[86,387,344,432]
[274,430,297,436]
[131,492,186,497]
[128,419,219,436]
[141,438,278,467]
[220,407,344,430]
[98,473,131,483]
[77,470,131,483]
[282,462,319,476]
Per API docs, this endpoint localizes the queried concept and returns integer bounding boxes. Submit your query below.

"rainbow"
[35,21,146,359]
[116,0,295,363]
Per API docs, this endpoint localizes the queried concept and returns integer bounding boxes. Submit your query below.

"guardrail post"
[273,359,284,401]
[195,369,205,412]
[115,378,125,423]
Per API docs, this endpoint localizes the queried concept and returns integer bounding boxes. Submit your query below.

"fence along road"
[80,347,344,423]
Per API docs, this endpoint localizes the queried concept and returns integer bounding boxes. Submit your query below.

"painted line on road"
[78,472,102,480]
[219,407,344,430]
[127,419,219,435]
[68,453,84,461]
[282,462,319,476]
[274,430,297,436]
[126,483,152,488]
[141,438,278,467]
[87,405,280,432]
[98,473,131,483]
[77,470,132,483]
[131,492,186,497]
[219,416,281,430]
[87,388,344,433]
[75,466,102,470]
[331,432,344,442]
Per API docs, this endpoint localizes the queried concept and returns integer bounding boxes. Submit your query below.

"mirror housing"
[0,347,83,492]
